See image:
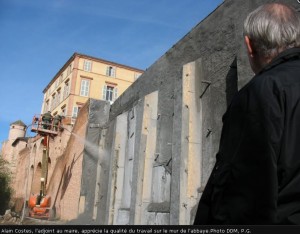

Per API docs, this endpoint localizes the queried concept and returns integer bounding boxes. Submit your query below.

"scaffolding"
[31,114,61,136]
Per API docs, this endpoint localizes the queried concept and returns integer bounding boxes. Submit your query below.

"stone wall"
[46,100,89,220]
[77,0,300,225]
[6,0,300,224]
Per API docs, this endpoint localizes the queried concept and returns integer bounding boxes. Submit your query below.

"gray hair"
[244,3,300,58]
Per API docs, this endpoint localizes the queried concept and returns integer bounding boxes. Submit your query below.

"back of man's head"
[244,3,300,59]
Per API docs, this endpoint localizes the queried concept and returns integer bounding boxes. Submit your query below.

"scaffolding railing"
[31,114,61,136]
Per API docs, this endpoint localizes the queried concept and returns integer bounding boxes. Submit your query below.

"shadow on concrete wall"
[60,152,82,200]
[225,57,238,106]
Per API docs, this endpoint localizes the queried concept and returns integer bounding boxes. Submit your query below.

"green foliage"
[0,157,13,215]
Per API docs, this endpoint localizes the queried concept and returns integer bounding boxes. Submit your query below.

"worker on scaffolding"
[53,115,62,131]
[42,111,52,129]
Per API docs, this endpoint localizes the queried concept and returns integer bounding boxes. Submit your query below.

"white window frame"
[72,106,81,118]
[57,89,61,106]
[63,80,70,99]
[106,66,116,77]
[80,79,90,97]
[102,85,118,103]
[83,60,92,72]
[51,93,56,110]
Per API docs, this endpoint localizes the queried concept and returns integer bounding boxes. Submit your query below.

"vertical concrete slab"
[80,99,110,224]
[106,106,137,225]
[124,91,159,224]
[96,121,116,224]
[92,128,107,221]
[143,212,170,225]
[106,112,127,224]
[129,98,145,225]
[151,166,171,203]
[123,107,136,209]
[170,64,183,225]
[144,212,156,225]
[116,209,130,224]
[156,213,170,225]
[177,60,203,225]
[144,90,173,225]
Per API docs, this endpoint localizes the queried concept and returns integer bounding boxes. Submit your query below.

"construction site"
[1,0,300,225]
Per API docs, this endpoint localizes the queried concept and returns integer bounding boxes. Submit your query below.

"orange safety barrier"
[28,194,51,208]
[28,194,38,208]
[40,195,51,208]
[32,207,48,215]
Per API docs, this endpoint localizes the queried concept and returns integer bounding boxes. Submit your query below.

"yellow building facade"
[41,53,143,122]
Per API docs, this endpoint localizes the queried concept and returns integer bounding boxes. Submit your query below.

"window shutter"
[83,61,87,71]
[113,88,118,101]
[112,67,116,77]
[72,106,78,117]
[80,80,84,96]
[106,67,109,76]
[84,60,92,72]
[80,80,90,97]
[86,80,90,96]
[102,85,107,100]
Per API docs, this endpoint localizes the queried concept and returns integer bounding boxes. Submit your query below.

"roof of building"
[10,120,27,127]
[43,52,144,93]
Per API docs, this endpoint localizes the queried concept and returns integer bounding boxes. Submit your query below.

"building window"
[102,85,118,103]
[57,89,61,106]
[59,73,63,83]
[51,93,56,110]
[61,106,66,117]
[80,79,90,97]
[72,106,81,118]
[67,63,72,75]
[106,66,116,77]
[44,100,50,113]
[63,80,70,99]
[83,60,92,72]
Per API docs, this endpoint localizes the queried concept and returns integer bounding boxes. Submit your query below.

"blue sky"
[0,0,223,149]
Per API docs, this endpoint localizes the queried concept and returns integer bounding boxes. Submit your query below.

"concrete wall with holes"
[76,0,300,225]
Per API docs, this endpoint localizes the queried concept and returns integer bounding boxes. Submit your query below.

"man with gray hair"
[194,3,300,224]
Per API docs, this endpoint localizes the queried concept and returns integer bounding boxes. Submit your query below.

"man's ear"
[244,35,254,57]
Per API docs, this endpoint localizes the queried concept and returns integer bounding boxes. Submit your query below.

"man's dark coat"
[194,48,300,224]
